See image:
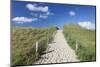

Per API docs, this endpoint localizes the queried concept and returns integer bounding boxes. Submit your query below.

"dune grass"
[12,27,56,66]
[63,24,96,61]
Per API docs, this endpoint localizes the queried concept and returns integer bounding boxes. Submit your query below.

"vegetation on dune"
[12,27,57,66]
[63,24,96,61]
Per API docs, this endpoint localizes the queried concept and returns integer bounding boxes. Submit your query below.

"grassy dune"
[12,27,56,66]
[63,24,96,61]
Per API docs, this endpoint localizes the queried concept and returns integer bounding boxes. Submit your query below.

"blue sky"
[12,1,96,29]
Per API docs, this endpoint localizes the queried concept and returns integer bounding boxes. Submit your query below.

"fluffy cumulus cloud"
[26,3,48,12]
[69,11,76,16]
[78,21,95,30]
[45,11,54,15]
[39,12,54,19]
[12,17,38,23]
[39,14,48,19]
[12,3,54,24]
[26,3,54,20]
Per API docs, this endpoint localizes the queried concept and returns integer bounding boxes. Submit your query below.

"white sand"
[34,30,79,64]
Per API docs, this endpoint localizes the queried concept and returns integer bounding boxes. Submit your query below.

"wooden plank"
[36,41,38,53]
[75,40,78,51]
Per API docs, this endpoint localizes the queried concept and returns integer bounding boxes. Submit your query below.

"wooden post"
[35,41,39,59]
[36,41,38,53]
[75,40,78,51]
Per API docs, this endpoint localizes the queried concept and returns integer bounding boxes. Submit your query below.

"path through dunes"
[34,30,78,64]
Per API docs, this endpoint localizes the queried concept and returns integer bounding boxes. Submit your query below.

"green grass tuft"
[63,24,96,61]
[12,27,57,66]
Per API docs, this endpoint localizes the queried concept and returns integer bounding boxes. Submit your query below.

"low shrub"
[76,41,96,61]
[67,36,76,50]
[38,37,48,55]
[12,27,57,66]
[63,24,96,61]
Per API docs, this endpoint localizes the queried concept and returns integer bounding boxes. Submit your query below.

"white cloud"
[26,3,54,20]
[45,11,54,15]
[69,11,76,16]
[12,17,37,23]
[78,21,95,30]
[26,3,48,12]
[39,14,48,19]
[30,13,38,17]
[39,11,54,19]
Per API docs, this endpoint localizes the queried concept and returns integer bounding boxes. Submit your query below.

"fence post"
[75,40,78,51]
[36,41,38,53]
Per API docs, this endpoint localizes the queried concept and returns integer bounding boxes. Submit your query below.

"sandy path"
[34,30,78,64]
